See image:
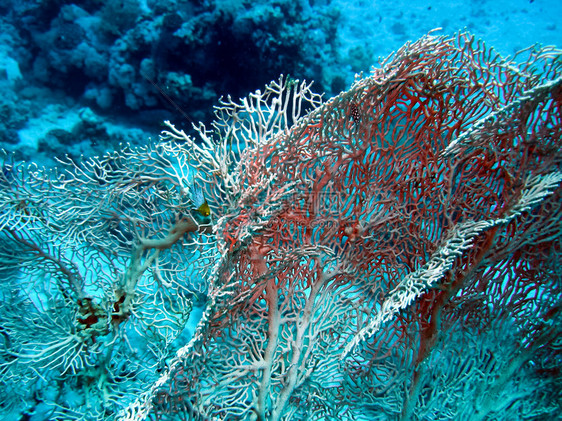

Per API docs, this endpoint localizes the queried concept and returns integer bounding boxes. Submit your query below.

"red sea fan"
[125,32,562,421]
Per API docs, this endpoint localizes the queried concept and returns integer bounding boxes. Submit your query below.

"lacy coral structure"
[0,142,216,418]
[120,32,562,420]
[2,31,561,420]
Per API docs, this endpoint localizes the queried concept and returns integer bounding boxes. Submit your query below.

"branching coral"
[122,32,562,420]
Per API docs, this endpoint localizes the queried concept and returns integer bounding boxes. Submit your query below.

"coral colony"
[1,32,562,420]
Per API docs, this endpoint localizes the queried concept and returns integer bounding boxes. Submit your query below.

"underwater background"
[0,0,560,167]
[1,0,561,420]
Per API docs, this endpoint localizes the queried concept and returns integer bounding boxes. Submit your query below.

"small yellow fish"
[196,200,210,217]
[192,185,211,217]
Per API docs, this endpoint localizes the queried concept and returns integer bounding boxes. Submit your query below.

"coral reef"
[117,32,560,420]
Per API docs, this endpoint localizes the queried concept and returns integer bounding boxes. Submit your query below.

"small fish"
[196,200,211,217]
[191,185,211,217]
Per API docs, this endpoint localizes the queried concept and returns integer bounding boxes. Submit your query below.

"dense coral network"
[125,32,561,420]
[1,32,561,420]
